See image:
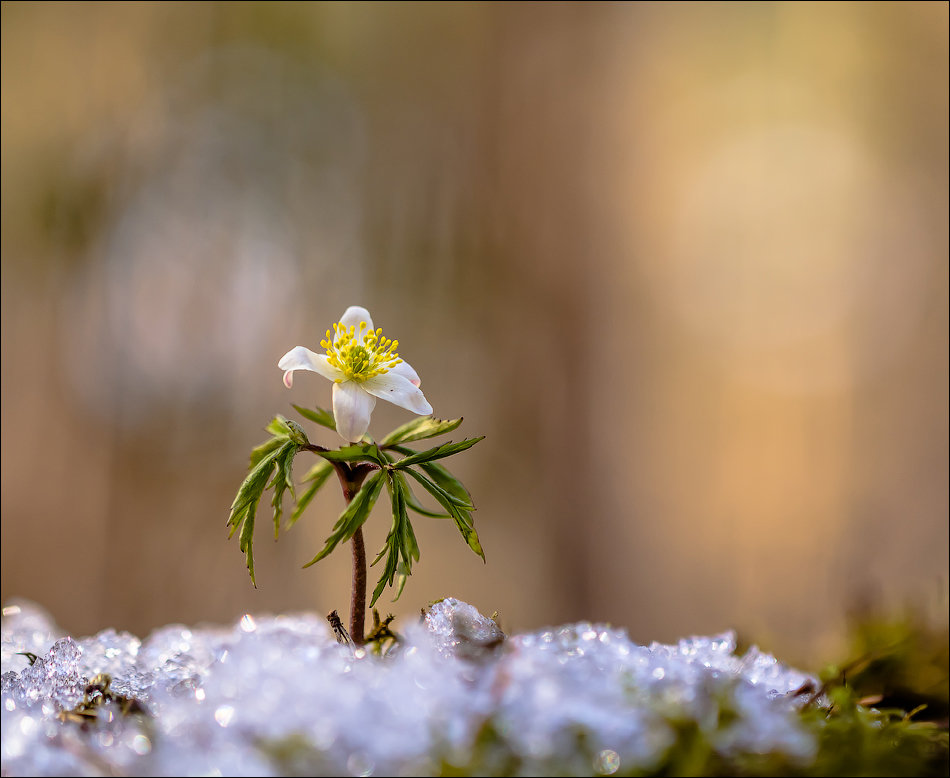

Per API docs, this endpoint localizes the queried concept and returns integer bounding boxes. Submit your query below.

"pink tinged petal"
[362,372,433,416]
[390,359,421,387]
[277,346,342,386]
[339,306,374,342]
[332,381,377,442]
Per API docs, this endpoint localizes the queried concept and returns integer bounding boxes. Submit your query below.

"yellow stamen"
[324,318,403,383]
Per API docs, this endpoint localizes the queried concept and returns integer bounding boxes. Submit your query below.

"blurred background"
[2,1,947,667]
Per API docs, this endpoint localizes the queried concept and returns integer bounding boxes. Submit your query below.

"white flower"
[278,306,432,442]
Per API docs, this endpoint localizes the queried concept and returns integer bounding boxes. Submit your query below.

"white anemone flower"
[278,306,432,442]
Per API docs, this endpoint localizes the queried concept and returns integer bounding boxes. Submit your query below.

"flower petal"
[362,372,433,415]
[332,381,377,442]
[339,306,374,342]
[277,346,342,387]
[390,359,421,387]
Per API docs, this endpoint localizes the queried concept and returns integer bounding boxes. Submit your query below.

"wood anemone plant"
[228,411,484,645]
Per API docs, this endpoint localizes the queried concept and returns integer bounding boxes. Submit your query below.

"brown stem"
[349,527,367,645]
[307,446,377,647]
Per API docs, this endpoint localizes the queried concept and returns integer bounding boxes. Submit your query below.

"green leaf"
[403,469,485,562]
[269,442,298,540]
[229,447,281,532]
[249,436,284,468]
[391,559,411,602]
[239,499,257,587]
[266,416,289,437]
[293,404,336,431]
[404,495,451,518]
[386,450,460,516]
[370,475,407,607]
[453,512,485,561]
[390,437,484,468]
[266,415,308,445]
[404,509,420,563]
[380,416,463,446]
[303,471,385,568]
[370,562,392,607]
[228,443,288,586]
[284,419,308,445]
[317,443,385,465]
[286,460,334,530]
[302,459,335,483]
[418,460,475,510]
[392,571,408,602]
[391,470,450,518]
[402,467,474,510]
[230,439,299,582]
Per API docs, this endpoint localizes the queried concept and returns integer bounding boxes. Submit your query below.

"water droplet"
[214,704,235,727]
[132,734,152,755]
[594,748,620,775]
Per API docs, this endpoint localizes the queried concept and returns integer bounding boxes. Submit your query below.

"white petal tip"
[283,371,294,388]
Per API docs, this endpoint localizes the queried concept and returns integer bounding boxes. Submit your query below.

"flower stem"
[303,444,375,646]
[349,527,367,645]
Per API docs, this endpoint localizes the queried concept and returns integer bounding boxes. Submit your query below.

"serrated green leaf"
[285,459,334,531]
[264,415,308,445]
[380,416,463,446]
[387,450,459,516]
[404,513,420,563]
[370,567,390,608]
[228,439,299,587]
[405,501,451,518]
[403,469,484,562]
[392,474,420,564]
[317,443,385,465]
[370,527,400,606]
[402,467,474,510]
[458,521,485,560]
[269,442,298,540]
[390,437,484,468]
[249,436,284,468]
[285,478,323,531]
[391,559,411,602]
[302,459,335,483]
[293,404,336,431]
[392,572,408,602]
[448,504,484,560]
[390,470,450,518]
[229,446,281,532]
[370,476,405,607]
[418,460,474,511]
[266,415,291,437]
[371,542,388,566]
[239,499,257,587]
[303,471,385,568]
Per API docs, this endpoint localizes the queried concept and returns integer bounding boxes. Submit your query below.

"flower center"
[322,321,403,383]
